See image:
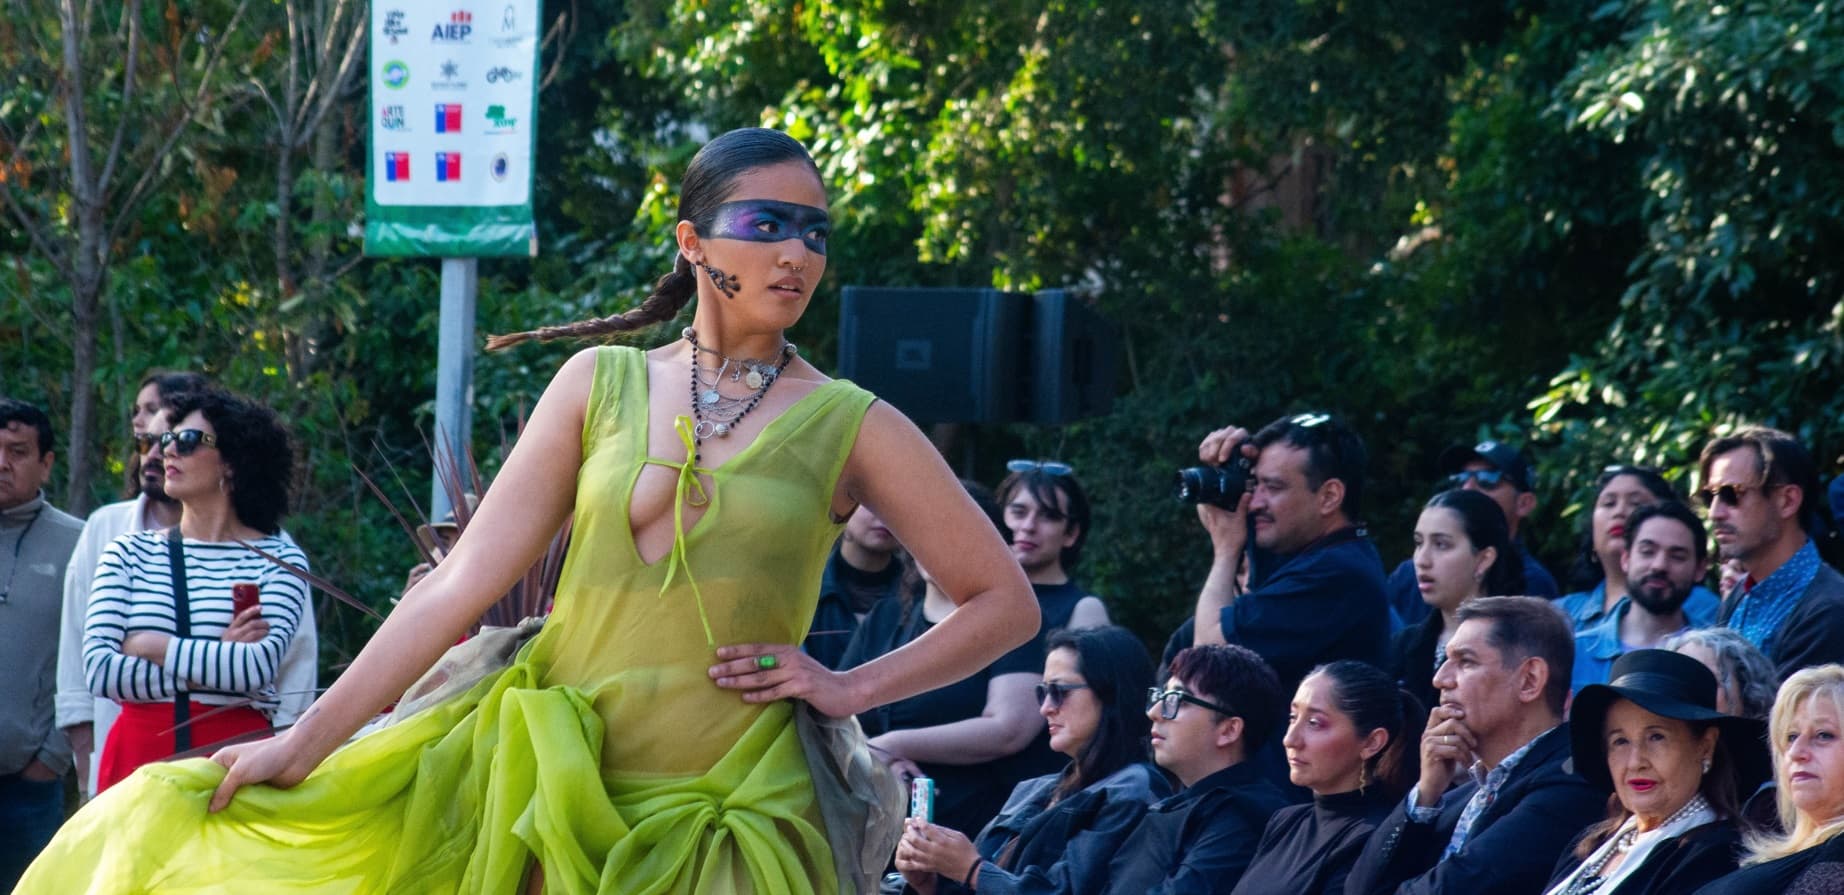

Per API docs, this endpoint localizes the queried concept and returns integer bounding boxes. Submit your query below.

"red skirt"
[97,700,271,793]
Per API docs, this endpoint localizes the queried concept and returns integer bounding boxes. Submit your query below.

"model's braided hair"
[486,128,820,351]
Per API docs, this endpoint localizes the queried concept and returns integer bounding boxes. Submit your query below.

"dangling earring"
[219,477,228,495]
[1701,757,1712,775]
[697,259,739,299]
[1357,762,1370,795]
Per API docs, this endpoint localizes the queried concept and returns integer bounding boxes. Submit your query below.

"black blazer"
[1344,724,1605,895]
[1546,819,1743,895]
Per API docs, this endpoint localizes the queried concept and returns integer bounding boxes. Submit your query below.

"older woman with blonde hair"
[1695,665,1844,893]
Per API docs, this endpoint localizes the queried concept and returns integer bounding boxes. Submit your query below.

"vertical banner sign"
[365,3,541,257]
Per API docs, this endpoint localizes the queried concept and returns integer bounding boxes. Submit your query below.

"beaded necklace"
[1561,794,1710,895]
[682,327,797,462]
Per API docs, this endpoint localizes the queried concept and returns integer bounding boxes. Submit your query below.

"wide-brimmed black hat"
[1570,649,1772,795]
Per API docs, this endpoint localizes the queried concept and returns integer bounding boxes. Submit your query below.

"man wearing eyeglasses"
[1384,441,1559,630]
[0,398,84,889]
[1701,427,1844,680]
[1180,412,1390,693]
[1102,644,1289,894]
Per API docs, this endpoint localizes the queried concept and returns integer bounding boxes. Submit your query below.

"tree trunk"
[58,0,101,512]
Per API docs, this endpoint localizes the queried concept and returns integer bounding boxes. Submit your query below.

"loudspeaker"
[837,287,1030,424]
[1029,290,1118,425]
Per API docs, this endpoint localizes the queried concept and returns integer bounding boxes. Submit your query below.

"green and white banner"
[364,3,540,257]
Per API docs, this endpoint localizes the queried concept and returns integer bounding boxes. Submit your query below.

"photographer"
[1169,413,1389,694]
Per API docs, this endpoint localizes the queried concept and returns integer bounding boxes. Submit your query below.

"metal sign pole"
[432,257,478,522]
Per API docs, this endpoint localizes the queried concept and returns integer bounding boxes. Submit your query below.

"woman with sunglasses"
[1557,467,1720,632]
[841,480,1060,842]
[996,460,1110,634]
[23,129,1038,895]
[894,626,1167,893]
[1233,660,1422,895]
[1390,489,1523,712]
[80,388,309,793]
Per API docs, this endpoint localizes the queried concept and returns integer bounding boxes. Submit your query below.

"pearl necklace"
[1563,794,1710,895]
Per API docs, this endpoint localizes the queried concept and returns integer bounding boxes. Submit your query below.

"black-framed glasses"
[1698,482,1769,509]
[158,429,219,456]
[1008,459,1075,477]
[1035,681,1090,709]
[1146,687,1236,721]
[1447,468,1508,490]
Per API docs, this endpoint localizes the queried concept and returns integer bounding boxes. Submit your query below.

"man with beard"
[55,373,320,799]
[1702,427,1844,680]
[1571,501,1708,687]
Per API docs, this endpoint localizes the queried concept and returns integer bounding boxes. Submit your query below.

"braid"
[485,256,699,351]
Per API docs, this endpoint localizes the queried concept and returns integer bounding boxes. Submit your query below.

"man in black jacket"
[1702,427,1844,680]
[1347,597,1603,895]
[1104,644,1290,894]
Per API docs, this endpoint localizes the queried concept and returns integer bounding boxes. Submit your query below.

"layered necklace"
[683,327,797,461]
[1561,794,1710,895]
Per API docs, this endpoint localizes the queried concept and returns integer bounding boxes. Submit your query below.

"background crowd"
[10,375,1844,893]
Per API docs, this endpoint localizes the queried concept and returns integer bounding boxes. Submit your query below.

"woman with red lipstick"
[1557,467,1721,632]
[1544,650,1770,895]
[1389,489,1523,712]
[1696,664,1844,893]
[893,626,1166,893]
[1233,660,1422,895]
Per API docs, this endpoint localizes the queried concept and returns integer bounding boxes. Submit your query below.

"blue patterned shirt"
[1404,725,1558,860]
[1727,539,1823,656]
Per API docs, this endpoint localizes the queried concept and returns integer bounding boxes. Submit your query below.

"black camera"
[1175,443,1254,508]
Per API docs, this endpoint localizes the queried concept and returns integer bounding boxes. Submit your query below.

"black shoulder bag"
[165,527,193,752]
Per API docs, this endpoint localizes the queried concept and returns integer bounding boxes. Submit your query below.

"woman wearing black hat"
[1543,649,1771,895]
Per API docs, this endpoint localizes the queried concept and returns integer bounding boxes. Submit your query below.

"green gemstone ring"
[757,654,778,670]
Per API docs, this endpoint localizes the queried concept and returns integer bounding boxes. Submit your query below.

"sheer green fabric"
[20,347,875,894]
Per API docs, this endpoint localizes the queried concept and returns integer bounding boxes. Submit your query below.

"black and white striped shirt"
[83,530,310,713]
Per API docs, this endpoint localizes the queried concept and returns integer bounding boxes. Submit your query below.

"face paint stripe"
[702,199,831,255]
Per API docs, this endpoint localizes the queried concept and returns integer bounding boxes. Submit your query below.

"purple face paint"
[702,200,831,256]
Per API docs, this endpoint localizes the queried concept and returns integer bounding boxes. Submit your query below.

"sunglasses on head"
[1448,468,1509,490]
[1697,482,1770,509]
[1146,687,1236,721]
[1035,681,1090,709]
[157,429,219,456]
[1007,459,1074,477]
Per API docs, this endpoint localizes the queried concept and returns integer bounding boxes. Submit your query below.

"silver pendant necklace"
[682,327,797,459]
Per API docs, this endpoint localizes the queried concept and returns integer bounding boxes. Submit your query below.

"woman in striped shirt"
[83,387,309,792]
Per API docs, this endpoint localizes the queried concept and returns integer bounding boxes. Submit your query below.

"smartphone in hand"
[231,582,260,616]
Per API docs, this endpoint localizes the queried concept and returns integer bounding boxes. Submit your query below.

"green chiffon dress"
[20,346,877,894]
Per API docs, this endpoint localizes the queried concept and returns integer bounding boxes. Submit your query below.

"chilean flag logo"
[384,152,410,181]
[437,152,461,182]
[435,103,462,133]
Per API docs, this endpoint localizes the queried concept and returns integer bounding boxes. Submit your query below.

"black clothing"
[1232,787,1397,895]
[1546,820,1742,895]
[1718,561,1844,682]
[840,597,1057,838]
[1162,526,1390,693]
[1693,832,1844,895]
[806,545,902,670]
[1103,761,1291,895]
[939,762,1173,895]
[1345,724,1605,895]
[1390,613,1445,714]
[1035,580,1096,636]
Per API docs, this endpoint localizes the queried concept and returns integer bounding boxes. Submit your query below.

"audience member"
[1176,412,1389,692]
[1233,661,1423,895]
[0,398,84,889]
[1347,596,1604,895]
[55,372,203,797]
[842,482,1054,841]
[83,389,312,792]
[1701,428,1844,679]
[1391,489,1524,712]
[1573,502,1711,688]
[1386,440,1557,626]
[1100,644,1289,894]
[1695,665,1844,893]
[1544,650,1770,895]
[1665,628,1777,721]
[1558,467,1720,632]
[894,626,1168,894]
[806,505,905,669]
[997,460,1109,633]
[403,492,479,596]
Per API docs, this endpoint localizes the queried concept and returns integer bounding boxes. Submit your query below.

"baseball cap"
[1438,440,1535,492]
